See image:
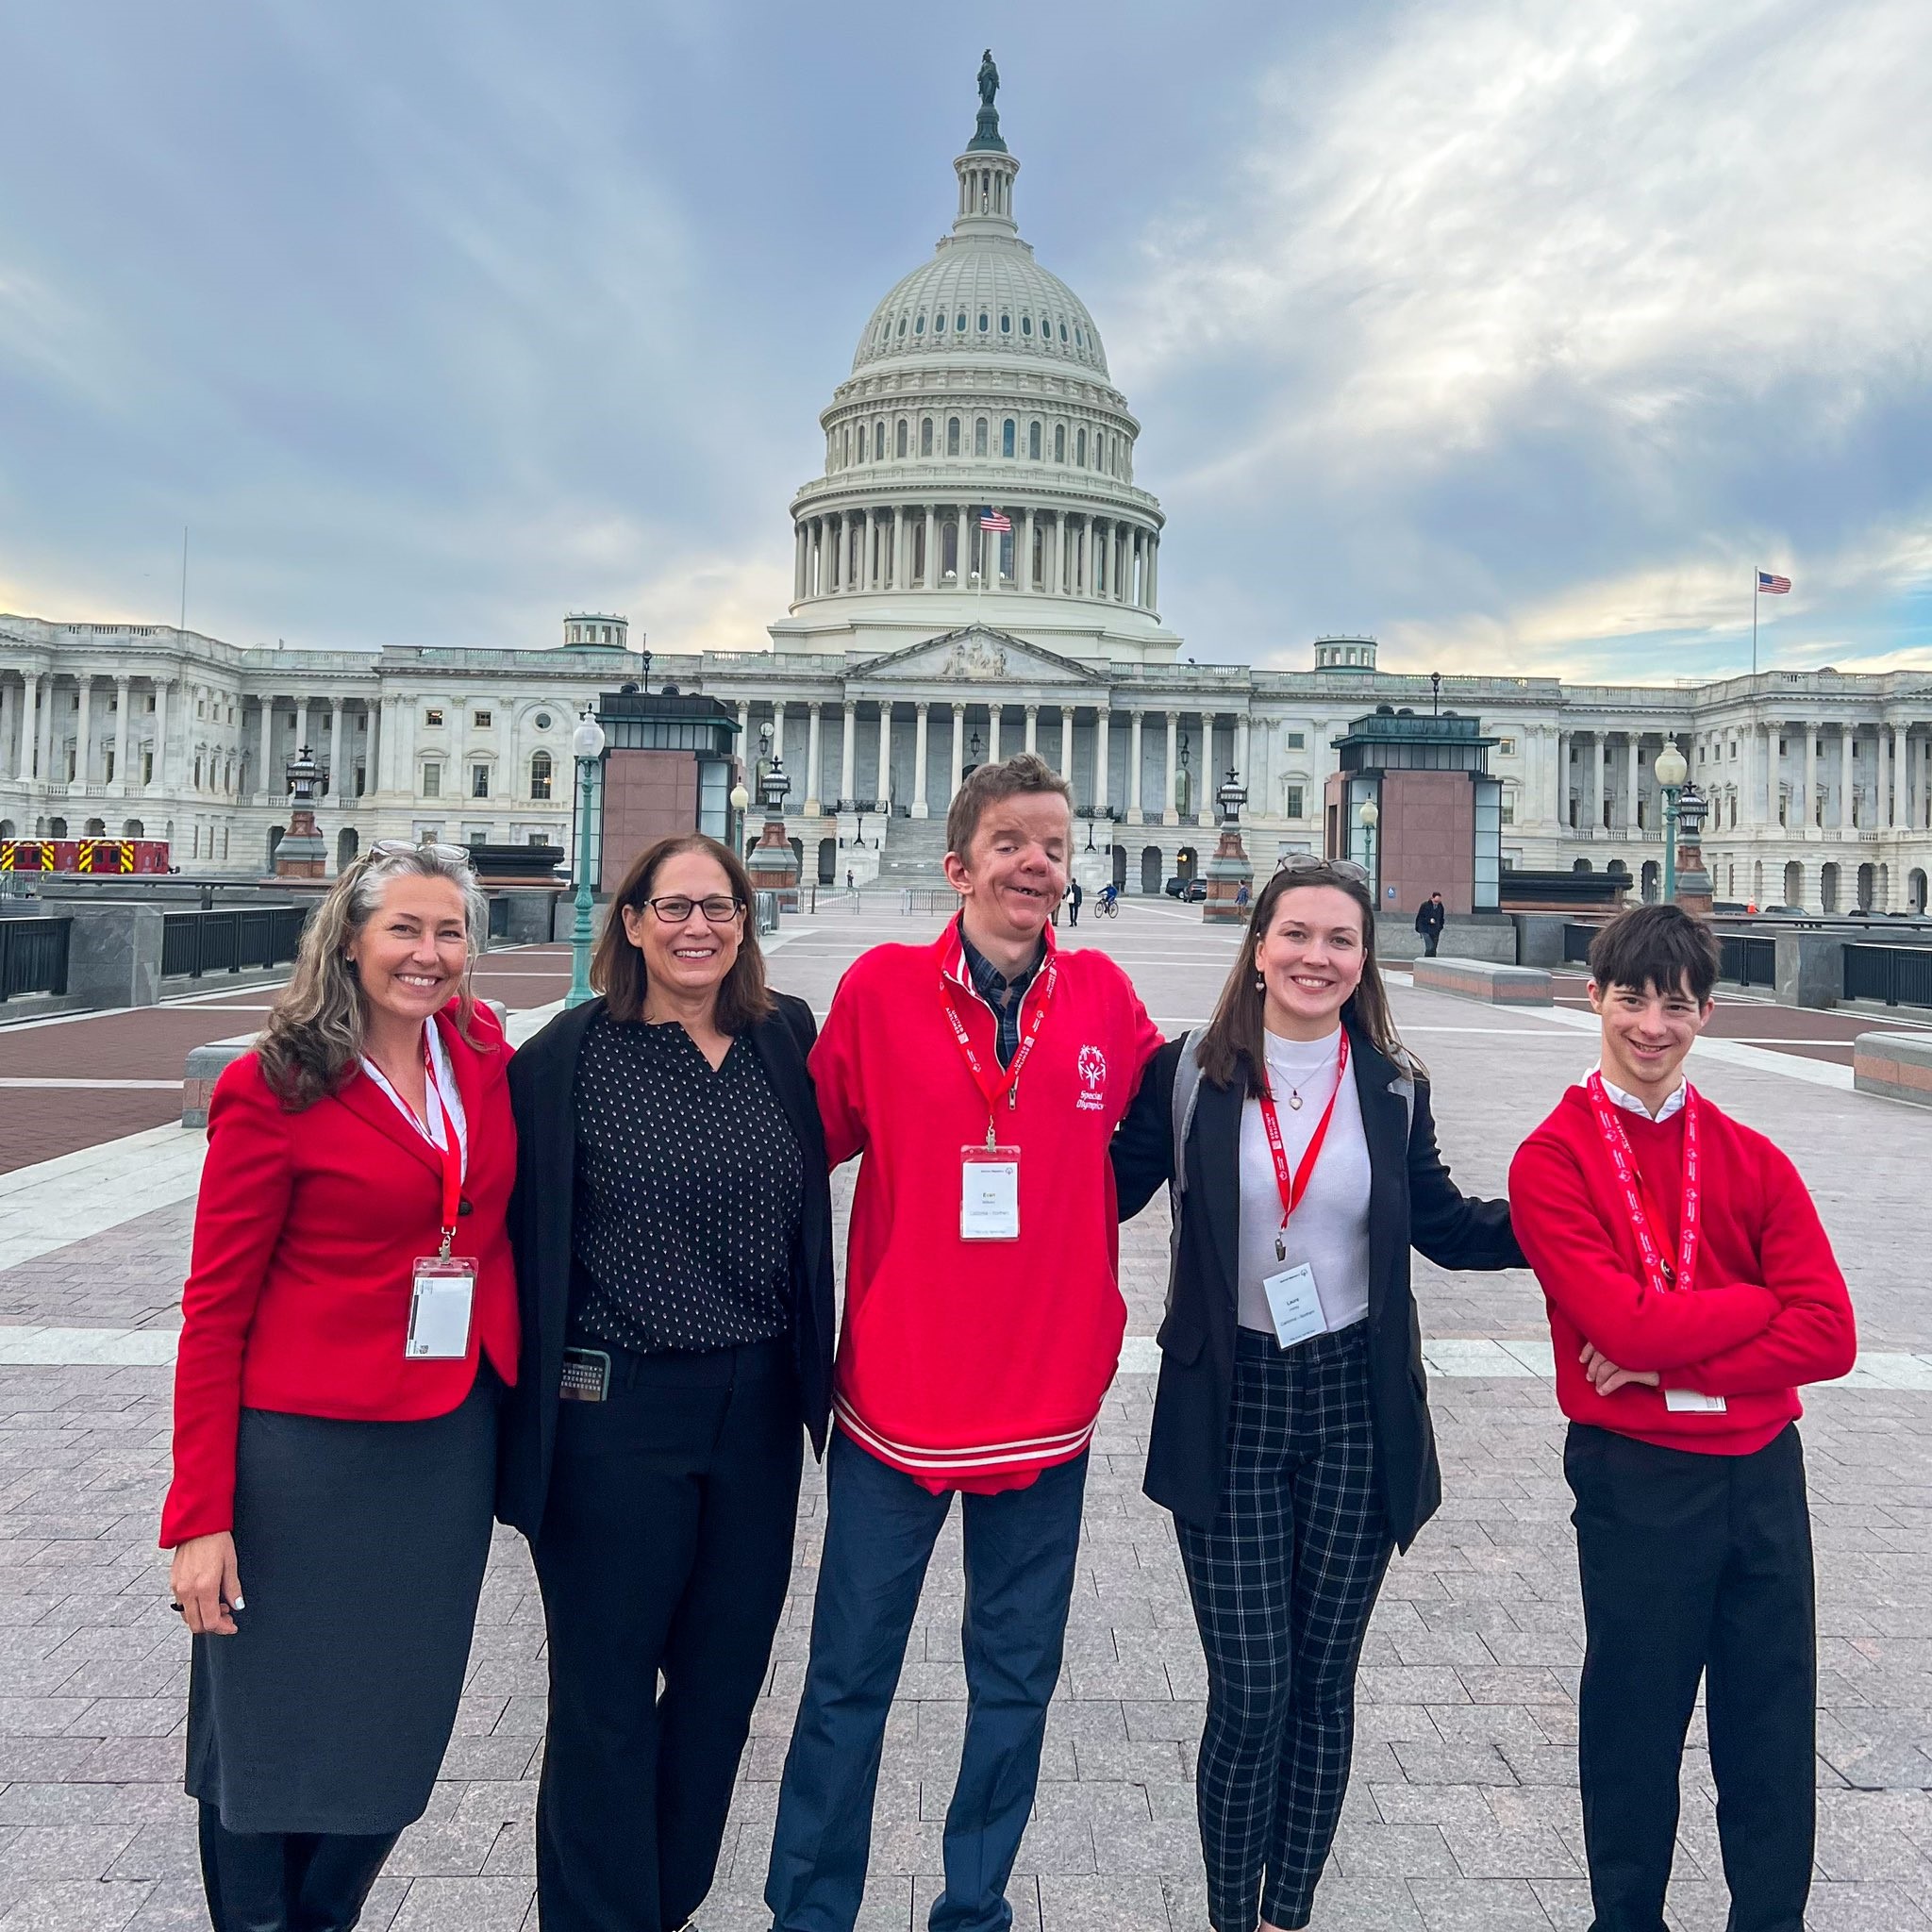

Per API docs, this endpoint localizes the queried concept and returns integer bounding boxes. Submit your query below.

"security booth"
[1324,708,1503,918]
[588,685,739,893]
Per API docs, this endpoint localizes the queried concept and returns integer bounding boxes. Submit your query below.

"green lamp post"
[1656,739,1688,902]
[565,708,606,1008]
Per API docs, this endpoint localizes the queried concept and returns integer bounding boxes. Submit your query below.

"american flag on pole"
[1757,571,1791,594]
[979,507,1012,533]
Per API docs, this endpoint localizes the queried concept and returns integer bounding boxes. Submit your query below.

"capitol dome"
[770,58,1180,667]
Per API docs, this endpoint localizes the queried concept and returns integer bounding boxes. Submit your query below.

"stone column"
[1019,508,1034,591]
[1145,536,1159,613]
[805,703,823,815]
[1623,734,1639,829]
[874,702,891,809]
[839,703,857,804]
[294,698,310,761]
[1803,723,1817,830]
[1842,725,1858,830]
[1058,707,1074,778]
[1093,708,1111,815]
[327,699,343,800]
[148,680,169,792]
[950,703,966,799]
[1130,709,1145,821]
[1589,734,1606,831]
[793,523,808,602]
[893,508,908,591]
[258,698,275,801]
[987,704,1002,765]
[1876,726,1890,831]
[1024,705,1039,756]
[71,675,92,787]
[1238,714,1252,788]
[1163,710,1180,824]
[37,675,58,788]
[912,703,931,818]
[1049,514,1063,595]
[110,676,132,794]
[17,673,37,781]
[0,679,14,781]
[1893,722,1908,829]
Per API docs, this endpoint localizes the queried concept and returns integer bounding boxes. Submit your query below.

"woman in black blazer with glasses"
[500,832,835,1932]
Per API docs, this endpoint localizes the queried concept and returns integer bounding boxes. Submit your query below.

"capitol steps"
[874,817,953,883]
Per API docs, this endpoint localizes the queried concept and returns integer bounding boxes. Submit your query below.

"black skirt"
[186,1370,498,1835]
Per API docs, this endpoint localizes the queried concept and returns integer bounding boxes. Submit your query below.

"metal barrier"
[1717,934,1777,990]
[753,891,779,936]
[1844,943,1932,1009]
[900,888,965,916]
[0,916,71,1002]
[160,905,312,979]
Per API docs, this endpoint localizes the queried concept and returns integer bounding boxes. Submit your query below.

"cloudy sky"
[2,0,1926,682]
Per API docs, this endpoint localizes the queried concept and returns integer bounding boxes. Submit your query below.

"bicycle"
[1095,889,1120,919]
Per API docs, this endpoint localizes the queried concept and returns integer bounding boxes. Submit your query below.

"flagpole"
[1752,572,1757,677]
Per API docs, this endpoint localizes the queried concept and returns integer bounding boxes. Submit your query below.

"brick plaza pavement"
[0,901,1927,1927]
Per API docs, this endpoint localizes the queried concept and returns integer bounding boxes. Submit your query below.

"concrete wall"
[1376,912,1517,963]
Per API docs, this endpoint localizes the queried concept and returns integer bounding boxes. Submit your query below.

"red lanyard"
[423,1038,463,1259]
[1585,1073,1700,1296]
[941,956,1058,1147]
[1256,1031,1350,1243]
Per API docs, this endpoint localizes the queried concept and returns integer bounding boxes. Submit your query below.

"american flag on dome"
[1758,571,1791,594]
[979,508,1012,533]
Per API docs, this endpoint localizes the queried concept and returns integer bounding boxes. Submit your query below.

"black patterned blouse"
[569,1011,802,1356]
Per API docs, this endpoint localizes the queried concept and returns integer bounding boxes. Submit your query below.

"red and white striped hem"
[831,1396,1097,1478]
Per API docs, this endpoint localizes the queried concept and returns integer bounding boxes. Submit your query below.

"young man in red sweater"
[1510,904,1856,1932]
[765,753,1159,1932]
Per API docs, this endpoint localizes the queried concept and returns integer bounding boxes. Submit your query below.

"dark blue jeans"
[765,1430,1089,1932]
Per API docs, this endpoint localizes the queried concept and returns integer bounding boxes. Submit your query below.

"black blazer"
[1111,1019,1522,1551]
[496,991,838,1540]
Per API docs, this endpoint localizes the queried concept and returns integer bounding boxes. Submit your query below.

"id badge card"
[1664,1388,1728,1414]
[1260,1261,1326,1351]
[407,1257,476,1360]
[960,1144,1021,1241]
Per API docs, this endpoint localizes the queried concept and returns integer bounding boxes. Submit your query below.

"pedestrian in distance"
[1236,879,1251,911]
[500,832,835,1932]
[1111,856,1523,1932]
[1068,874,1083,925]
[1509,903,1856,1932]
[162,841,519,1932]
[765,751,1160,1932]
[1414,890,1446,957]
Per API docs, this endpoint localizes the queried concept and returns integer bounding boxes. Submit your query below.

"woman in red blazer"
[161,841,518,1932]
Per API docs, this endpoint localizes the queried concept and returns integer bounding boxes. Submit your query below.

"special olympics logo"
[1076,1045,1108,1107]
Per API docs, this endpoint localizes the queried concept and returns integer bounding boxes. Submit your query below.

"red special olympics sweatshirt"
[1510,1083,1857,1455]
[808,920,1160,1492]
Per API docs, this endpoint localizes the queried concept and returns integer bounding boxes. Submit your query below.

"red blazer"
[160,1002,521,1548]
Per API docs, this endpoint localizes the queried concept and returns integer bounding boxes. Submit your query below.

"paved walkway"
[0,903,1927,1928]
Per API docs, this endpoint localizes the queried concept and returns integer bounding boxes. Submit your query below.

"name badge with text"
[407,1257,476,1360]
[1261,1262,1326,1351]
[960,1145,1021,1241]
[1663,1388,1728,1414]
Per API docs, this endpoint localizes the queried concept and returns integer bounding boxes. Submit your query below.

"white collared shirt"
[1582,1066,1687,1122]
[360,1018,470,1180]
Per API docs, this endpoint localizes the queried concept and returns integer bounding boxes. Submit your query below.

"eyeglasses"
[640,895,744,924]
[1278,853,1371,888]
[370,839,471,865]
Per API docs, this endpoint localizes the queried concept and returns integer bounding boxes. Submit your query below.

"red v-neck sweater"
[1509,1085,1856,1456]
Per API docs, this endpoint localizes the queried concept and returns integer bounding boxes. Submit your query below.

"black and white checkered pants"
[1175,1323,1393,1932]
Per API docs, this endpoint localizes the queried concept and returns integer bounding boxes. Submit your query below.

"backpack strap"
[1163,1029,1208,1320]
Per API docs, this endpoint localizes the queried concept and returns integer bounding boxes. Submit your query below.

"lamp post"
[1357,798,1380,903]
[566,708,606,1008]
[1656,740,1688,901]
[1203,767,1253,925]
[1673,781,1713,915]
[729,779,750,860]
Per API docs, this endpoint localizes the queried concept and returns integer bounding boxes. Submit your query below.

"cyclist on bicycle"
[1097,882,1120,915]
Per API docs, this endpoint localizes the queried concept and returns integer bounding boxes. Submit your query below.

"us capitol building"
[3,63,1928,915]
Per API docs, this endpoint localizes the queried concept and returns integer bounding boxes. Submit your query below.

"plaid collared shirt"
[958,926,1045,1070]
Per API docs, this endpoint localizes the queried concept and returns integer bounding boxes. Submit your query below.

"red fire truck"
[0,838,172,875]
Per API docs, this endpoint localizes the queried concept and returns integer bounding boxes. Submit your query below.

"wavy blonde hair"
[258,844,491,1110]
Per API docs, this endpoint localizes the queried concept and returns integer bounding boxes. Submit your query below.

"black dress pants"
[197,1802,397,1931]
[1564,1422,1817,1932]
[533,1336,803,1932]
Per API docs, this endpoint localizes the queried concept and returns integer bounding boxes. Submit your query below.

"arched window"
[856,424,867,462]
[974,417,989,457]
[1028,420,1041,459]
[1076,426,1087,466]
[947,416,961,455]
[1054,423,1066,462]
[530,750,554,801]
[915,313,926,336]
[1058,321,1068,342]
[896,418,908,458]
[921,417,934,456]
[897,316,908,338]
[956,310,967,333]
[841,425,851,465]
[874,417,886,458]
[1021,314,1033,338]
[1002,419,1015,458]
[978,310,990,334]
[999,311,1011,334]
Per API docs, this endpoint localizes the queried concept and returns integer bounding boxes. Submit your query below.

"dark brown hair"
[591,833,774,1030]
[1195,861,1417,1095]
[1587,902,1719,1004]
[944,751,1073,860]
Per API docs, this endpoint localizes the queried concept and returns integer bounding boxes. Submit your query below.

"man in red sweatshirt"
[1510,904,1856,1932]
[765,753,1160,1932]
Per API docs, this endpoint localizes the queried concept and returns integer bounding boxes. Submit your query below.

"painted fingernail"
[230,1595,245,1610]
